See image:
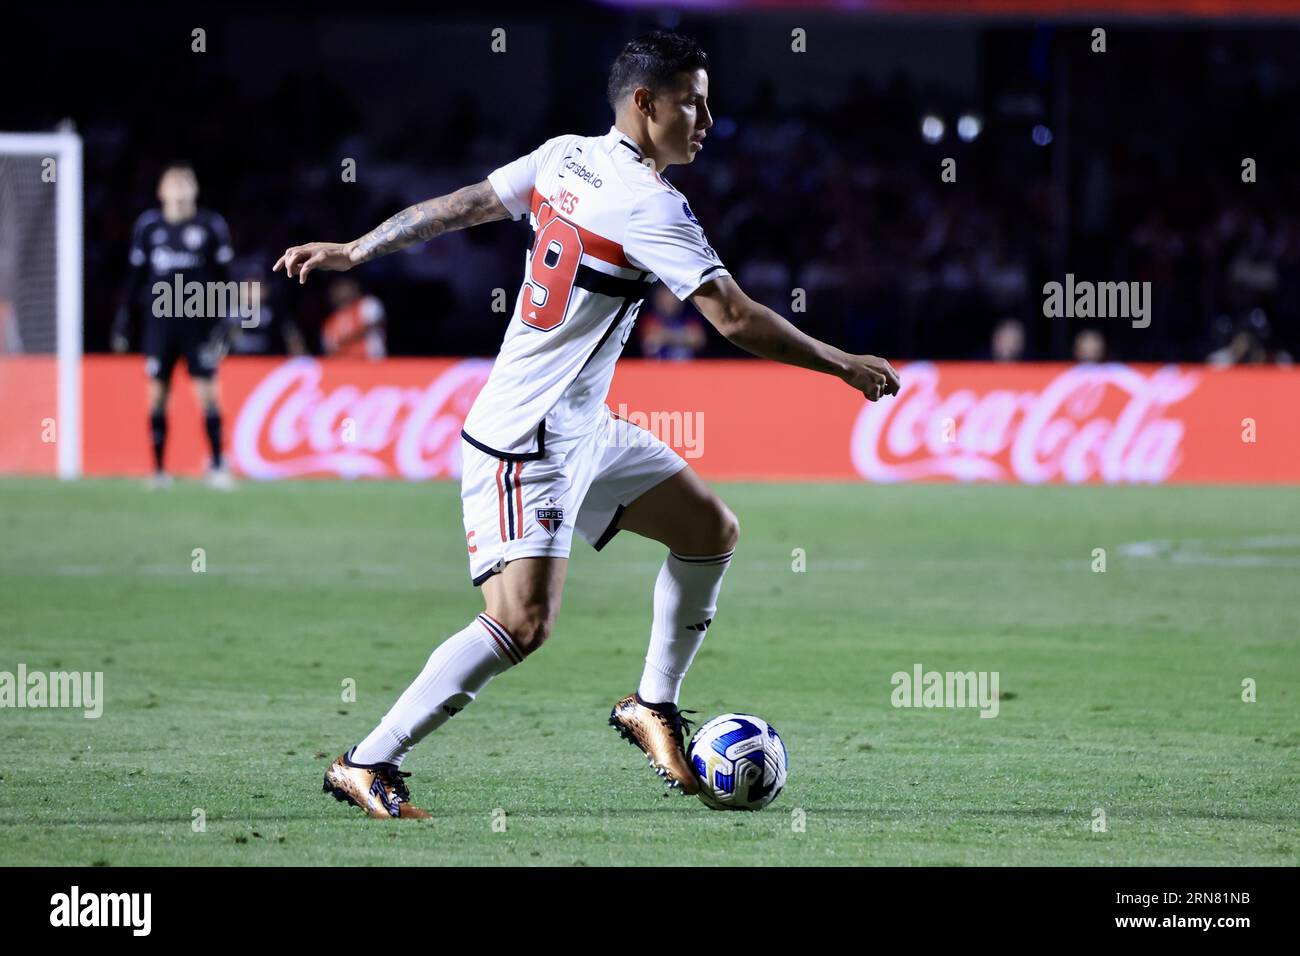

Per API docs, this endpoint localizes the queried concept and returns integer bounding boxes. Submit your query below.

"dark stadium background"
[4,0,1299,364]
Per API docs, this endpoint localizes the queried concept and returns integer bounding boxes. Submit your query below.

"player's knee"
[719,506,740,552]
[194,384,219,413]
[509,614,555,656]
[702,501,740,554]
[487,603,558,656]
[675,500,739,555]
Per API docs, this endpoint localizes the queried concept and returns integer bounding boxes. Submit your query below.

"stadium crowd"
[61,24,1299,366]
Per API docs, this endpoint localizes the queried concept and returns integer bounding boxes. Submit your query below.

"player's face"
[157,170,198,207]
[651,69,712,167]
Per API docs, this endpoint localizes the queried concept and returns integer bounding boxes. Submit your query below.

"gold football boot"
[322,748,431,819]
[609,693,700,795]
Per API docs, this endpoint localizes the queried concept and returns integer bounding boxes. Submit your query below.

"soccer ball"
[687,713,788,811]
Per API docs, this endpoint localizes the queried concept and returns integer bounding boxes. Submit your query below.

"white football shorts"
[461,411,689,585]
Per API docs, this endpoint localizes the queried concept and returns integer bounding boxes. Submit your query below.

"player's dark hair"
[606,31,709,112]
[160,161,196,179]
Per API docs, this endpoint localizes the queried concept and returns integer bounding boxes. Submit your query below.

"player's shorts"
[461,411,690,586]
[143,319,220,381]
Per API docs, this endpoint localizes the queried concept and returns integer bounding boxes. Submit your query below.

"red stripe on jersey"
[530,187,631,269]
[495,458,507,542]
[513,462,524,540]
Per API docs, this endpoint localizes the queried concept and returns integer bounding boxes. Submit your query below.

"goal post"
[0,130,83,478]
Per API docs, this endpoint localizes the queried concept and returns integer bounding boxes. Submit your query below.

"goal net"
[0,130,82,478]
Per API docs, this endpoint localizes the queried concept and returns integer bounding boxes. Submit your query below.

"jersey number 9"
[521,200,582,331]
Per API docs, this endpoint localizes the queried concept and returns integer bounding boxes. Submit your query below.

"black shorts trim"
[460,421,547,461]
[592,503,626,552]
[472,565,500,587]
[145,353,173,382]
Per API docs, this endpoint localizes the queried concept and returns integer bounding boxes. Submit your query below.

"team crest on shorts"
[536,498,564,539]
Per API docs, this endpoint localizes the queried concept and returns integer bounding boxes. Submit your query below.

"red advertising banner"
[0,356,59,474]
[1,355,1296,483]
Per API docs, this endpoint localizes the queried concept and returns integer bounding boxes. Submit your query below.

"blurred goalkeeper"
[112,163,237,490]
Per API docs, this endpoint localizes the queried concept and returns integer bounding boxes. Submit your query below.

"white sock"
[637,549,734,705]
[351,613,523,767]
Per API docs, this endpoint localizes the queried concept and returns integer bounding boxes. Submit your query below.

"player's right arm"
[690,275,900,402]
[112,213,154,352]
[623,190,899,402]
[274,179,510,284]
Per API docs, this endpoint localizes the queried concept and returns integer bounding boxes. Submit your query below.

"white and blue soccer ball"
[687,713,788,811]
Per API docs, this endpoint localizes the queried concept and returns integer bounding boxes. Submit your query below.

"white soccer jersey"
[461,125,730,459]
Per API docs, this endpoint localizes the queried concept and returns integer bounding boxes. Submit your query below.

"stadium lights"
[957,114,982,142]
[920,114,945,144]
[1032,124,1053,146]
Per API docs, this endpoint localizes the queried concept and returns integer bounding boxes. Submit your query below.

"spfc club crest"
[536,502,564,538]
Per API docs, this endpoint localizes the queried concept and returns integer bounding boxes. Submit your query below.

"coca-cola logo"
[850,363,1200,483]
[231,358,492,479]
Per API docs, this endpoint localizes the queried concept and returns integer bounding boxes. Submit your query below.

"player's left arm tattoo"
[350,179,510,265]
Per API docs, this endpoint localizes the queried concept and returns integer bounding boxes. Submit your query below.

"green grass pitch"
[1,477,1296,866]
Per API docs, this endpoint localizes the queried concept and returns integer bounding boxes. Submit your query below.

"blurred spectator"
[0,301,18,353]
[321,278,386,360]
[1073,327,1106,363]
[638,284,706,361]
[1206,310,1294,366]
[989,318,1026,362]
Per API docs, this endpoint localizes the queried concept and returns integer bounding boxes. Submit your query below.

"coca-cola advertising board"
[1,356,1295,482]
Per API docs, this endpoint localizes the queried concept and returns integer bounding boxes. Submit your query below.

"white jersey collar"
[605,125,649,163]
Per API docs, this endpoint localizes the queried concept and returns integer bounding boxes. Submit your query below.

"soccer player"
[112,163,237,489]
[275,31,900,818]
